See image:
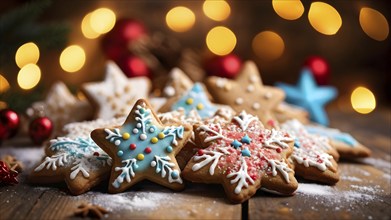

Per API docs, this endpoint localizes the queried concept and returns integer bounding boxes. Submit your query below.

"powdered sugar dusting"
[361,158,391,174]
[341,176,362,182]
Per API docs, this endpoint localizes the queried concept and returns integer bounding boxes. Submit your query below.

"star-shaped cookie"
[82,61,151,119]
[91,99,192,193]
[161,67,193,98]
[159,83,219,119]
[205,61,284,129]
[276,68,337,126]
[28,81,93,134]
[182,111,298,203]
[281,120,339,184]
[30,118,124,195]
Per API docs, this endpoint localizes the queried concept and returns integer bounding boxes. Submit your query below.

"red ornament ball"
[303,56,330,85]
[205,54,242,79]
[0,109,20,140]
[29,117,53,145]
[118,54,150,78]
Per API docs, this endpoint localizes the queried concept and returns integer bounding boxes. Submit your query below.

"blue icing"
[241,134,252,144]
[171,83,218,119]
[294,139,301,148]
[306,126,358,147]
[231,140,242,149]
[241,148,251,157]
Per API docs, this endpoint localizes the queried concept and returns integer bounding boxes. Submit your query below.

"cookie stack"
[29,60,371,203]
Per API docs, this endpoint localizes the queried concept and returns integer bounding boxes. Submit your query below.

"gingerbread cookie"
[273,102,309,124]
[27,81,93,135]
[281,120,340,185]
[205,61,284,129]
[161,68,193,98]
[159,83,219,119]
[91,99,192,193]
[305,124,371,159]
[82,61,151,119]
[182,111,298,203]
[29,118,124,195]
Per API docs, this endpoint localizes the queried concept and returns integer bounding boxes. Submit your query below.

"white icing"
[70,159,90,179]
[192,149,225,175]
[198,124,230,143]
[264,92,272,99]
[226,157,255,194]
[235,98,243,105]
[291,149,333,171]
[34,153,68,171]
[152,155,183,184]
[263,129,293,149]
[233,111,257,131]
[163,86,176,97]
[113,158,138,188]
[252,102,260,110]
[266,158,292,183]
[216,78,228,88]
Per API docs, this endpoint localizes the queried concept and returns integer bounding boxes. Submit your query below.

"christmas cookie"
[27,81,93,135]
[305,124,371,159]
[81,61,151,119]
[281,120,340,185]
[182,111,298,203]
[273,102,309,124]
[91,99,192,193]
[161,68,193,98]
[205,61,284,129]
[29,118,124,195]
[159,83,219,119]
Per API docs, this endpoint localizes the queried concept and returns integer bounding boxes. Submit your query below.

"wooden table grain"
[1,109,390,220]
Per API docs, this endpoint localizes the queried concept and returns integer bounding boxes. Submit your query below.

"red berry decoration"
[29,117,53,145]
[0,161,18,185]
[205,54,242,79]
[118,53,151,78]
[303,56,330,85]
[0,109,20,141]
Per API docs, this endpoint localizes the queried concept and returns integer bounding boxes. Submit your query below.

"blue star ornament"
[276,68,337,126]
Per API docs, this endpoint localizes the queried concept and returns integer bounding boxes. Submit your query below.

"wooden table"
[1,109,390,220]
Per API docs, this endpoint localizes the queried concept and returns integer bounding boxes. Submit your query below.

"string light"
[166,6,195,32]
[59,45,86,73]
[252,31,285,61]
[17,64,41,90]
[0,74,10,93]
[15,42,40,68]
[360,7,389,41]
[308,2,342,35]
[206,26,236,56]
[90,8,116,34]
[203,0,231,21]
[81,12,100,39]
[351,87,376,114]
[272,0,304,20]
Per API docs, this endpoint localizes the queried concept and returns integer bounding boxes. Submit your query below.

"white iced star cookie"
[82,61,151,119]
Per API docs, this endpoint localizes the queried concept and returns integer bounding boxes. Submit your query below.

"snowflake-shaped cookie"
[30,118,121,195]
[91,99,192,193]
[281,120,340,184]
[82,61,151,119]
[182,111,298,203]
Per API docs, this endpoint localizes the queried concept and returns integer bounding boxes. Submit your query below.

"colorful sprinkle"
[140,134,147,140]
[158,132,165,139]
[151,137,158,144]
[129,143,137,150]
[166,146,173,153]
[196,103,204,110]
[186,98,193,105]
[132,128,139,134]
[137,153,144,160]
[114,140,121,146]
[231,140,242,149]
[241,134,252,144]
[171,170,179,179]
[139,108,145,114]
[149,127,155,133]
[241,148,251,157]
[276,148,282,153]
[117,150,124,156]
[122,132,130,140]
[93,152,99,156]
[197,149,204,156]
[145,147,152,154]
[136,123,142,128]
[151,161,157,167]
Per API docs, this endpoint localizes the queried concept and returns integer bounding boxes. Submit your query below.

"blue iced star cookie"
[276,68,337,126]
[91,99,192,193]
[169,83,218,119]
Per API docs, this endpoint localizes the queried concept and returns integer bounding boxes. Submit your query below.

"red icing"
[130,143,137,150]
[144,147,152,154]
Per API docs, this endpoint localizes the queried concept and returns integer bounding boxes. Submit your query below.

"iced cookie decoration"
[281,120,340,185]
[276,68,337,126]
[305,124,371,159]
[27,81,93,135]
[82,61,151,119]
[273,102,309,124]
[159,83,219,119]
[29,118,124,195]
[91,99,192,193]
[205,61,284,129]
[182,111,298,203]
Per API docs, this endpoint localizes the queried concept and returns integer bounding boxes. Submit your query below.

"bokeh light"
[15,42,40,68]
[206,26,237,56]
[17,64,41,90]
[252,31,285,61]
[59,45,86,73]
[272,0,304,20]
[0,74,10,93]
[90,8,116,34]
[203,0,231,21]
[351,86,376,114]
[81,12,100,39]
[308,2,342,35]
[166,6,195,32]
[359,7,389,41]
